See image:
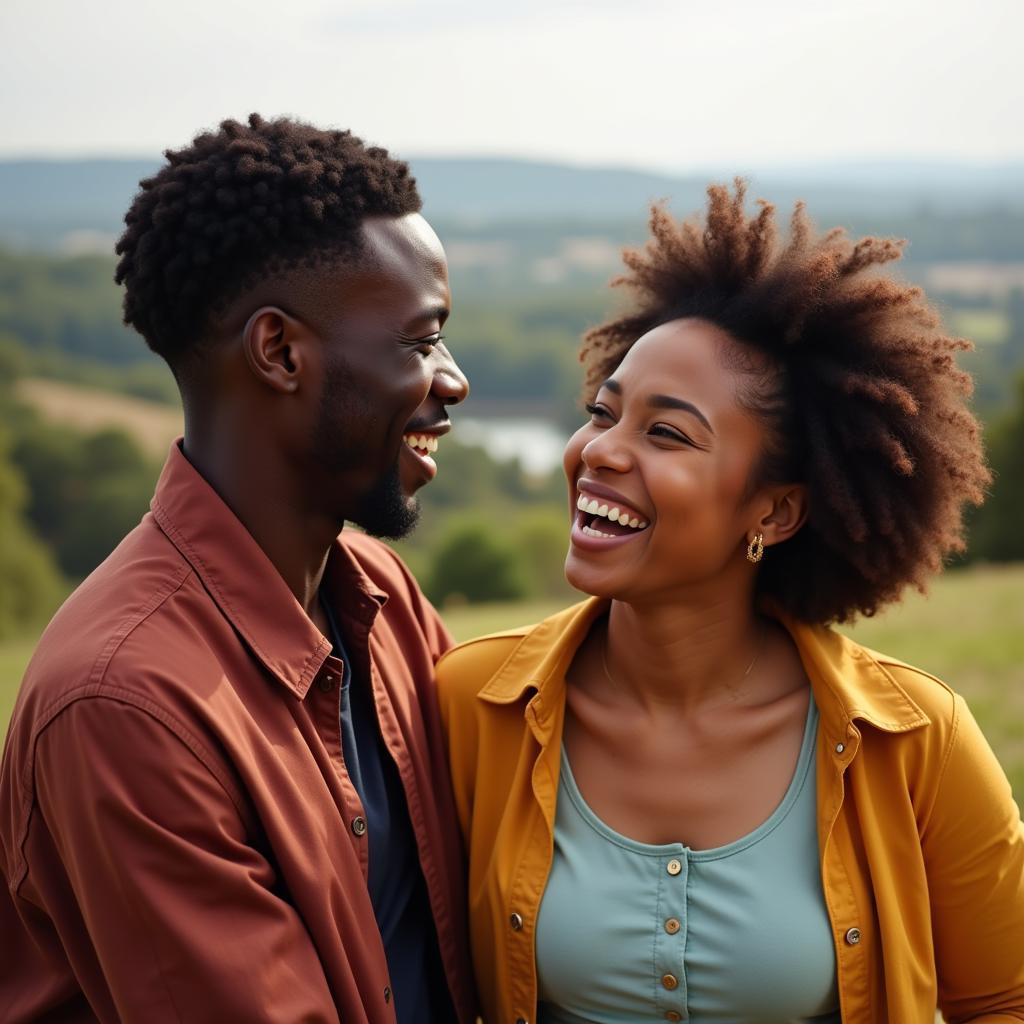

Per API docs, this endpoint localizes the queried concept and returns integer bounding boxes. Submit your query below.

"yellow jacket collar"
[478,597,931,740]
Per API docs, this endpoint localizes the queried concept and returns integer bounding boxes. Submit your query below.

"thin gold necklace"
[601,623,765,701]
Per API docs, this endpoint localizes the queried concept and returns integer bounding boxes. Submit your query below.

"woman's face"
[563,317,773,603]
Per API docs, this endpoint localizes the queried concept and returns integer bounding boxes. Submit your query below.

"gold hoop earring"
[746,532,764,564]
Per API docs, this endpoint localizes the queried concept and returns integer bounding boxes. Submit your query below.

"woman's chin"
[564,554,625,600]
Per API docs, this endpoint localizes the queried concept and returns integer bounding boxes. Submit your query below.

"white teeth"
[582,525,616,538]
[404,433,439,454]
[575,492,649,530]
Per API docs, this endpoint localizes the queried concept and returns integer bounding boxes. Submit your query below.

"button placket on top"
[311,654,370,873]
[817,718,865,1021]
[654,852,689,1019]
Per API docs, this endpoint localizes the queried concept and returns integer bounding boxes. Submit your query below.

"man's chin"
[352,493,421,541]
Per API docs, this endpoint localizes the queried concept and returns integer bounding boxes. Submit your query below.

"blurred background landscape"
[1,0,1021,803]
[1,155,1023,796]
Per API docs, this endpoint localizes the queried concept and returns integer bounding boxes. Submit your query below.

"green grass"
[4,566,1023,797]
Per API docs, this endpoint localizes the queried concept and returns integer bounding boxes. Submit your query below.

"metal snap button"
[510,912,524,931]
[661,973,679,990]
[383,985,391,1003]
[664,917,681,934]
[845,926,862,945]
[835,742,845,754]
[318,674,335,692]
[666,858,682,876]
[351,816,367,836]
[665,1013,683,1022]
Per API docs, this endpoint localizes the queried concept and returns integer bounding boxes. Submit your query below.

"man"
[0,114,475,1023]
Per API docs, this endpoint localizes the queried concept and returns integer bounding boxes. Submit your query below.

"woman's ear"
[759,483,809,547]
[241,306,307,394]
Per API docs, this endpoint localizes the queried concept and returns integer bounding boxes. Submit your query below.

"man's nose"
[432,346,469,406]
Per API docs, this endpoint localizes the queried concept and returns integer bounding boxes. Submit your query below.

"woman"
[437,183,1024,1023]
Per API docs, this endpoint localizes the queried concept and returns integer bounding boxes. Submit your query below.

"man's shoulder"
[12,520,207,727]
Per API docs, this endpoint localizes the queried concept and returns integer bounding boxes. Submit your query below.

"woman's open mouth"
[570,490,650,548]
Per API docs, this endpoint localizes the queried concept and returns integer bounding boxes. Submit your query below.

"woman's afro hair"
[114,113,422,364]
[581,180,991,624]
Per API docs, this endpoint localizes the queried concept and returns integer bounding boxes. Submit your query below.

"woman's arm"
[922,694,1024,1022]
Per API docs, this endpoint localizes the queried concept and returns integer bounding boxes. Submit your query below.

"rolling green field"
[3,564,1023,797]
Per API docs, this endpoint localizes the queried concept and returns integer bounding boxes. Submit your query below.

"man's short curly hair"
[114,113,422,365]
[581,181,990,624]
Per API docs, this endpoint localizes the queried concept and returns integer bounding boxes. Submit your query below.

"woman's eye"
[650,425,691,444]
[584,402,610,421]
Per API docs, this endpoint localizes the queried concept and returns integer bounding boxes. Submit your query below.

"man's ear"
[758,483,809,547]
[241,306,309,394]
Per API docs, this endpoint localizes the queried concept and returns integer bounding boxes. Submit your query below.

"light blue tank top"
[536,695,840,1024]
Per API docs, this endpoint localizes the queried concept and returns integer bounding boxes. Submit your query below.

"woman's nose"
[581,424,632,473]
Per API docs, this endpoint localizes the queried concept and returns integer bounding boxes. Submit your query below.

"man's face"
[308,213,468,537]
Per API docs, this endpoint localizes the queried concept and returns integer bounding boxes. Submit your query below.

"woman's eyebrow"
[600,378,713,433]
[646,394,714,434]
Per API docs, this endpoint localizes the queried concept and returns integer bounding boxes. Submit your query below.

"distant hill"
[1,156,1022,251]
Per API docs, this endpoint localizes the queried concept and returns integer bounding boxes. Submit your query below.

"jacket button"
[515,1018,528,1024]
[351,816,367,836]
[666,858,682,876]
[664,917,681,934]
[845,926,862,945]
[835,742,845,754]
[662,973,679,990]
[318,674,335,692]
[665,1013,683,1022]
[510,912,524,931]
[383,985,391,1003]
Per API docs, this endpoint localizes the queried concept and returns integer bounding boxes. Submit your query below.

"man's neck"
[182,429,341,622]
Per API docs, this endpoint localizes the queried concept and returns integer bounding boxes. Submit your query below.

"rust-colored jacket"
[0,442,475,1024]
[437,598,1024,1023]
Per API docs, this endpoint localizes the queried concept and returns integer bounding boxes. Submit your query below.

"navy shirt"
[322,595,451,1023]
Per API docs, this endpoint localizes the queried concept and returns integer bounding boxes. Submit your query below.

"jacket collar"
[479,597,930,739]
[149,441,387,700]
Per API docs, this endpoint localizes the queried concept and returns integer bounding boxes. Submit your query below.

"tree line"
[1,240,1024,638]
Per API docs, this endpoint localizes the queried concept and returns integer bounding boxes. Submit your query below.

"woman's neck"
[603,595,768,716]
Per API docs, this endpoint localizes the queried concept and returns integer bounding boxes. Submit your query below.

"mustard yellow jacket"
[437,598,1024,1024]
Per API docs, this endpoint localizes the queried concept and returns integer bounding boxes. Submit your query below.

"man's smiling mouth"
[402,433,440,456]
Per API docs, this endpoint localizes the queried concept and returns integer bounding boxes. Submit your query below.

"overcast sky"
[2,0,1021,171]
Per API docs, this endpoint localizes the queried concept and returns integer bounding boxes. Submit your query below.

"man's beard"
[351,460,421,540]
[312,360,421,540]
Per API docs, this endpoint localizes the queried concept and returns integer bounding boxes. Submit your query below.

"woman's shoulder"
[831,630,969,755]
[857,642,957,707]
[436,625,533,698]
[790,617,966,749]
[436,599,597,706]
